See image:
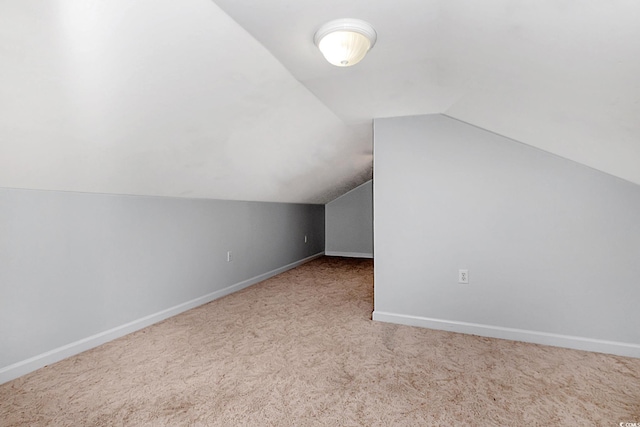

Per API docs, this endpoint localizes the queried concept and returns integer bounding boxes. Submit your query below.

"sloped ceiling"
[0,0,371,203]
[1,0,639,204]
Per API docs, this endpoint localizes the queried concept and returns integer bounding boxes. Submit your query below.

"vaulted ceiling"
[1,0,638,203]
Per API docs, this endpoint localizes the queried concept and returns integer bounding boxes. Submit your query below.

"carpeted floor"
[1,257,639,426]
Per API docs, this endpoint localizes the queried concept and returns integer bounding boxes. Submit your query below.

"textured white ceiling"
[0,0,371,203]
[215,0,640,186]
[1,0,639,204]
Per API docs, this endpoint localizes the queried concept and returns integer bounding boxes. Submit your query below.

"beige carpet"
[1,257,639,426]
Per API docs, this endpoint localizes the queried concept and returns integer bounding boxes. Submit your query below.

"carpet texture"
[1,257,639,426]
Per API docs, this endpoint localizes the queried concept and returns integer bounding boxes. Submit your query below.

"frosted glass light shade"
[314,19,377,67]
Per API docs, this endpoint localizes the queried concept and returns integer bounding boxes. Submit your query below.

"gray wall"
[0,188,324,379]
[325,180,373,258]
[373,114,640,357]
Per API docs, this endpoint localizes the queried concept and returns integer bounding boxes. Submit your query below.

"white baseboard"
[0,253,324,385]
[372,311,640,359]
[325,251,373,259]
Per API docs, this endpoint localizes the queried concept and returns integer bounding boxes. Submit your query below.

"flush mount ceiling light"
[314,19,377,67]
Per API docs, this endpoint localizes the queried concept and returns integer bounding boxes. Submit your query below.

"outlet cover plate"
[458,269,468,284]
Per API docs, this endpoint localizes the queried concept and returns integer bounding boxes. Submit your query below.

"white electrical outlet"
[227,251,232,262]
[458,269,469,284]
[304,235,308,243]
